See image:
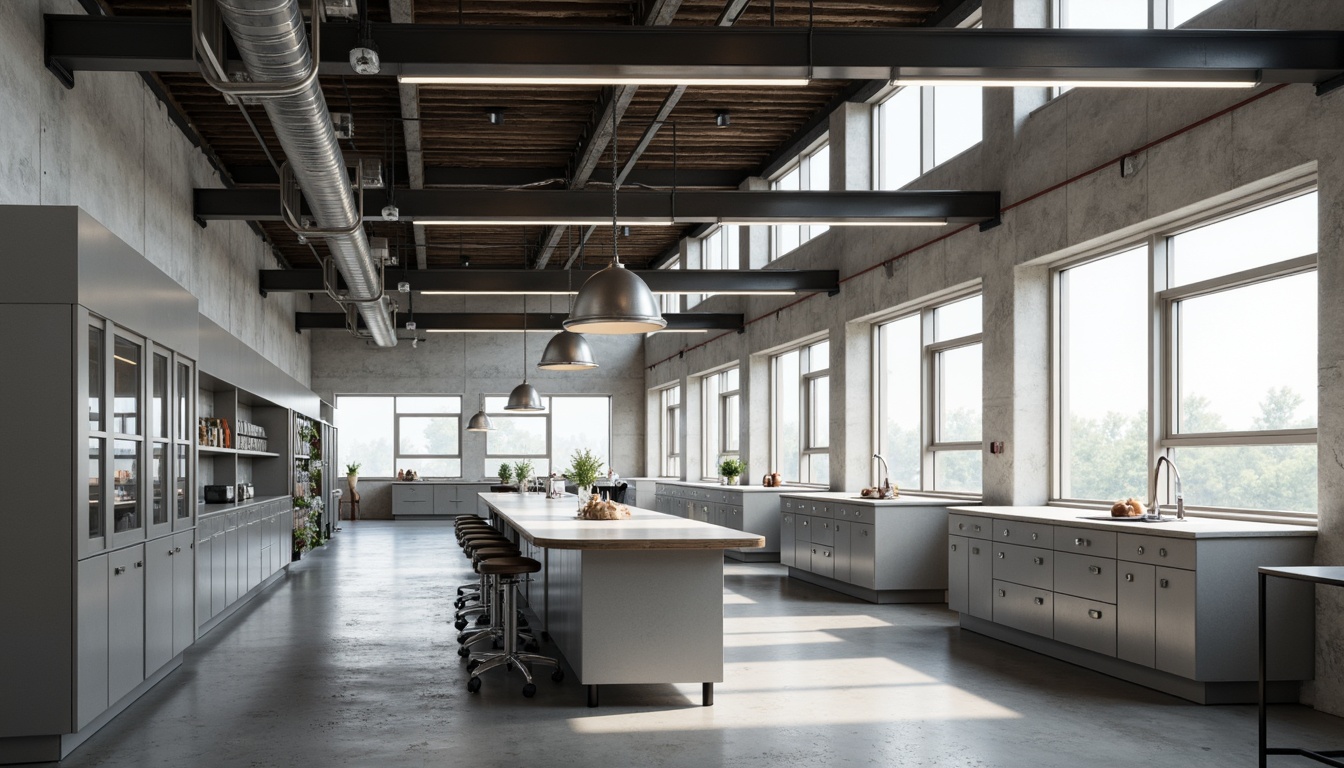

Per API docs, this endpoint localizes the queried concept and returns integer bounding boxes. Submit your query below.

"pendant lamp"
[466,393,493,431]
[505,296,545,411]
[539,254,599,370]
[563,109,666,335]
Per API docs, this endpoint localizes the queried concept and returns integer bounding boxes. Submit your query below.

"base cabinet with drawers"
[781,493,957,603]
[947,507,1316,704]
[393,482,494,518]
[653,482,787,561]
[196,497,292,635]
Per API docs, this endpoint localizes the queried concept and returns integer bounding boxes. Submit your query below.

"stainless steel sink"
[1077,515,1176,524]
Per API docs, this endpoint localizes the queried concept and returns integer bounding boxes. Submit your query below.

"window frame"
[871,84,984,191]
[483,394,613,479]
[1049,184,1320,523]
[872,290,984,498]
[769,138,830,261]
[659,386,682,477]
[336,394,463,478]
[771,338,830,487]
[701,367,741,481]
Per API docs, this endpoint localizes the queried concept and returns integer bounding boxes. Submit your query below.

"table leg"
[703,682,714,707]
[587,685,599,708]
[1259,571,1268,768]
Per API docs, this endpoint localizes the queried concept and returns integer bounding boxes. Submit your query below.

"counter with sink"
[779,492,966,603]
[946,505,1317,704]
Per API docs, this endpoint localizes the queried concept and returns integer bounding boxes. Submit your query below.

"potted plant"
[565,448,604,500]
[346,462,360,495]
[497,462,514,485]
[513,460,534,492]
[718,457,746,486]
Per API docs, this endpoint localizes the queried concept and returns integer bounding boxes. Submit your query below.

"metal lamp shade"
[563,263,667,334]
[465,409,494,431]
[538,330,599,371]
[504,381,544,411]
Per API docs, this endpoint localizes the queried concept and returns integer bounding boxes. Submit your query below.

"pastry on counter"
[1110,497,1146,517]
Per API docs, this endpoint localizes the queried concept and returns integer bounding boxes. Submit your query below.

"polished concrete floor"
[51,521,1342,767]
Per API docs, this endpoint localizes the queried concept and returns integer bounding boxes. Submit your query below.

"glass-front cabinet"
[79,310,195,557]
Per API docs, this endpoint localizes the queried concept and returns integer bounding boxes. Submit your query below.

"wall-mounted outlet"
[990,441,1005,455]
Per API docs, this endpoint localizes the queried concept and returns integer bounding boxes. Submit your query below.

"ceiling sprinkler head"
[487,110,504,125]
[397,281,411,293]
[349,46,381,75]
[715,110,731,128]
[382,204,400,221]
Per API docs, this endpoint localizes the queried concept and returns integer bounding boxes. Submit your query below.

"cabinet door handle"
[1003,529,1010,537]
[1088,566,1101,575]
[1031,533,1039,541]
[972,547,980,555]
[135,561,143,568]
[1159,548,1168,558]
[1074,538,1088,547]
[824,551,831,558]
[1088,609,1103,620]
[974,525,982,532]
[997,551,1005,559]
[114,566,126,575]
[958,523,965,530]
[1034,597,1045,606]
[1137,546,1145,555]
[1033,557,1043,565]
[1160,579,1170,588]
[1125,573,1134,582]
[951,544,958,552]
[812,548,817,555]
[998,589,1006,597]
[863,530,869,537]
[167,549,174,556]
[802,520,808,526]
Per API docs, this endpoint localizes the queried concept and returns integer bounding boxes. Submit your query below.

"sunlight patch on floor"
[722,592,757,605]
[723,614,892,633]
[722,631,843,647]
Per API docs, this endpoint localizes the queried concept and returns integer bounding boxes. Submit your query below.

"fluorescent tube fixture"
[399,75,809,87]
[415,220,674,227]
[717,218,948,226]
[890,72,1260,89]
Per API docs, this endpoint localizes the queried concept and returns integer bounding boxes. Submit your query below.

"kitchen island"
[478,492,764,707]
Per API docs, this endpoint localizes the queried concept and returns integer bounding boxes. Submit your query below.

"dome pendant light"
[563,109,667,335]
[540,248,599,370]
[505,296,545,411]
[466,393,493,432]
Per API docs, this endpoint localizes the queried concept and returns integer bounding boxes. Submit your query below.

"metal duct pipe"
[213,0,398,346]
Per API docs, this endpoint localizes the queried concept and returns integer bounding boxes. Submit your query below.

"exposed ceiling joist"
[297,311,743,332]
[46,19,1344,85]
[227,165,745,189]
[261,268,839,295]
[200,188,1001,225]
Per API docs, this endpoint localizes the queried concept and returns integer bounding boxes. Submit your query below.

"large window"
[701,368,740,480]
[770,140,829,260]
[484,395,612,479]
[658,256,681,314]
[772,340,829,485]
[875,293,983,495]
[873,85,983,191]
[659,386,681,477]
[335,395,462,478]
[1055,191,1318,519]
[689,225,740,308]
[1056,0,1224,31]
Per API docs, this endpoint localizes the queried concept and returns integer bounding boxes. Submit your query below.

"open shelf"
[198,445,280,459]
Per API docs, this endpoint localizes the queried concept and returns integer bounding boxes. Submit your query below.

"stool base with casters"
[466,557,562,698]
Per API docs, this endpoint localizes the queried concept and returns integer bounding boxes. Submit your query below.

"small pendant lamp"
[539,261,599,370]
[466,393,493,431]
[505,296,545,411]
[563,108,666,335]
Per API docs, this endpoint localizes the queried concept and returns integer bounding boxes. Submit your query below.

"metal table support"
[1259,566,1344,768]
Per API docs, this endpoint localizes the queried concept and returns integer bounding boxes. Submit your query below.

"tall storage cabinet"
[0,207,200,764]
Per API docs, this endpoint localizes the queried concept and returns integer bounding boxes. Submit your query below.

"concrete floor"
[50,521,1342,767]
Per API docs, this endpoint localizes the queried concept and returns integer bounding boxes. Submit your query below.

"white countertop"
[479,492,766,551]
[199,495,290,517]
[390,480,496,485]
[780,491,967,507]
[654,479,798,493]
[949,505,1317,539]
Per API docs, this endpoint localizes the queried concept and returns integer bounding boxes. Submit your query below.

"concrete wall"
[0,0,310,384]
[309,295,646,518]
[645,0,1344,713]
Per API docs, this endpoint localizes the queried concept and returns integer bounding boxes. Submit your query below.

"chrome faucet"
[873,454,893,498]
[1147,456,1185,521]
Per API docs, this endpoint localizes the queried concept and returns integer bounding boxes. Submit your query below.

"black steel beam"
[263,268,838,294]
[227,165,742,188]
[296,311,743,332]
[46,17,1344,85]
[198,188,1001,224]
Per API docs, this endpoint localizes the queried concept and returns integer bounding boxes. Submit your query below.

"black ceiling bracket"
[979,216,1002,232]
[45,57,75,90]
[1315,72,1344,96]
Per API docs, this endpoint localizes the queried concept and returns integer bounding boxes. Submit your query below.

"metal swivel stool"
[454,540,518,630]
[454,533,513,612]
[457,546,539,655]
[466,556,562,698]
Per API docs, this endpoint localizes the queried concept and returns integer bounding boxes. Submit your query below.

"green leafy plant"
[497,463,514,483]
[293,495,312,509]
[565,448,604,490]
[718,457,746,480]
[513,460,534,485]
[293,510,321,553]
[346,462,361,475]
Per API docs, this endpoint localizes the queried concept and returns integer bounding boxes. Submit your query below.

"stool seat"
[464,538,511,555]
[477,557,541,576]
[472,547,521,565]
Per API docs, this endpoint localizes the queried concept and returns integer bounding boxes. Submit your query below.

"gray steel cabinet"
[832,519,851,584]
[144,536,176,675]
[195,523,213,629]
[107,545,145,706]
[849,523,876,590]
[171,530,194,657]
[76,556,110,730]
[992,579,1053,637]
[967,539,993,620]
[224,514,240,605]
[392,483,433,516]
[1116,562,1156,667]
[1155,566,1197,679]
[947,536,969,614]
[654,482,786,559]
[1054,593,1117,657]
[780,512,796,567]
[211,518,227,616]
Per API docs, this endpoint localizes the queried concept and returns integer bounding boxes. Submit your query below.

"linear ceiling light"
[890,71,1261,89]
[716,218,948,226]
[415,219,675,227]
[397,75,809,87]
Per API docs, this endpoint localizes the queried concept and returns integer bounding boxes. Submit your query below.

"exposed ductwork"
[211,0,398,346]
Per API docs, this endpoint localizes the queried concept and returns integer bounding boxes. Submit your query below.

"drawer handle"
[824,551,831,558]
[167,549,175,556]
[1159,548,1168,558]
[136,561,143,568]
[1088,566,1101,575]
[1003,529,1010,536]
[1160,579,1170,589]
[1089,609,1103,620]
[1125,573,1134,582]
[1034,597,1045,606]
[974,525,982,532]
[972,547,980,555]
[114,566,126,575]
[1137,546,1145,555]
[951,544,958,552]
[1033,557,1043,565]
[863,530,869,537]
[997,552,1005,559]
[998,589,1006,598]
[812,549,818,555]
[803,520,808,526]
[958,523,965,530]
[1031,533,1039,541]
[1074,537,1089,547]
